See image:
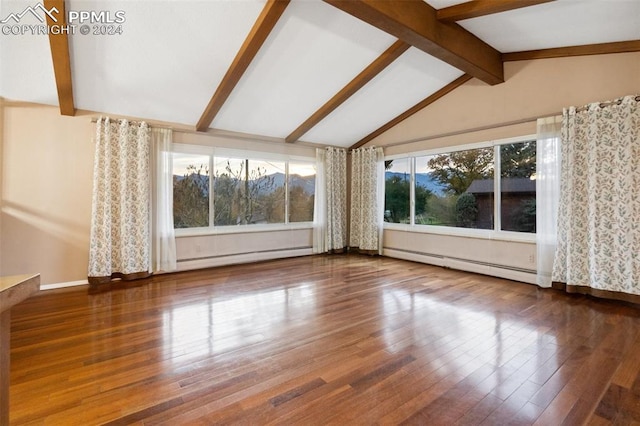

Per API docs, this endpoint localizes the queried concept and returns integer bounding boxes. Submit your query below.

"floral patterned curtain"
[553,95,640,299]
[325,147,348,252]
[313,147,347,253]
[88,118,151,284]
[350,146,384,254]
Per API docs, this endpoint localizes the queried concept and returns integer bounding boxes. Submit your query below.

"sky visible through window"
[173,156,315,177]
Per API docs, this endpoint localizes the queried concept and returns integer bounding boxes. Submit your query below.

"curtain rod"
[90,117,164,127]
[574,94,640,112]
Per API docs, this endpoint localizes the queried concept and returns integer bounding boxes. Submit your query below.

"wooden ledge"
[1,273,39,425]
[0,274,40,313]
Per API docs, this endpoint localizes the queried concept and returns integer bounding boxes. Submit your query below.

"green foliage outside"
[455,192,478,228]
[384,175,430,223]
[500,141,536,178]
[512,199,536,233]
[419,195,457,226]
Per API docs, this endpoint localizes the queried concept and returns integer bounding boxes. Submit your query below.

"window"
[172,146,315,230]
[385,137,536,235]
[384,158,411,223]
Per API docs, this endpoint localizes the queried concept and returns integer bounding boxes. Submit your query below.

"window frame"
[384,135,536,243]
[172,143,316,237]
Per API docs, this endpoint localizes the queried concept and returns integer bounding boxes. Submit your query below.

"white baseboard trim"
[38,249,313,290]
[383,248,537,285]
[383,249,446,268]
[40,279,89,291]
[177,248,313,272]
[41,248,530,291]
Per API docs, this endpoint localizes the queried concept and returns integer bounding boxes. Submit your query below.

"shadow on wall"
[0,200,90,284]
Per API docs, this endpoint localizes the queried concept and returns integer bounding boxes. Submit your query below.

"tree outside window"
[422,147,494,229]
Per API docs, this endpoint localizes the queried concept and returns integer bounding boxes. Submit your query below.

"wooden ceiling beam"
[196,0,290,132]
[323,0,503,85]
[286,40,410,143]
[350,74,472,150]
[437,0,554,22]
[44,0,75,116]
[503,40,640,61]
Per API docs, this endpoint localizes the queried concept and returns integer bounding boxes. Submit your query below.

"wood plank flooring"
[9,255,640,425]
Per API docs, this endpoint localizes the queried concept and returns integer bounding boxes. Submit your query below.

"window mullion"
[410,157,415,226]
[209,155,215,228]
[493,145,501,232]
[284,161,289,224]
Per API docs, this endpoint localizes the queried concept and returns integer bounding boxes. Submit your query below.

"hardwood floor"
[9,255,640,425]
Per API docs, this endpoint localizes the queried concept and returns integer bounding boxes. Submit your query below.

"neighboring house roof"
[466,178,535,194]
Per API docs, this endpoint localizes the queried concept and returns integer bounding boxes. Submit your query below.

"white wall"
[1,102,94,285]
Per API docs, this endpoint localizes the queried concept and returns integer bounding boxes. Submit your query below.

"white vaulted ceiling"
[302,47,464,146]
[457,0,640,52]
[1,0,639,148]
[211,1,395,139]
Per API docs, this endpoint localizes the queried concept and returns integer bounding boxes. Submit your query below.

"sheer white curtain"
[376,151,385,254]
[150,128,177,273]
[313,147,347,253]
[553,95,640,298]
[349,147,384,254]
[535,116,562,288]
[89,118,151,284]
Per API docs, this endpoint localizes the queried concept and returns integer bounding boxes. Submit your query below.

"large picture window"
[172,147,315,230]
[385,138,536,235]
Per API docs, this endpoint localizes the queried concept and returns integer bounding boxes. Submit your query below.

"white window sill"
[175,222,313,238]
[383,222,536,244]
